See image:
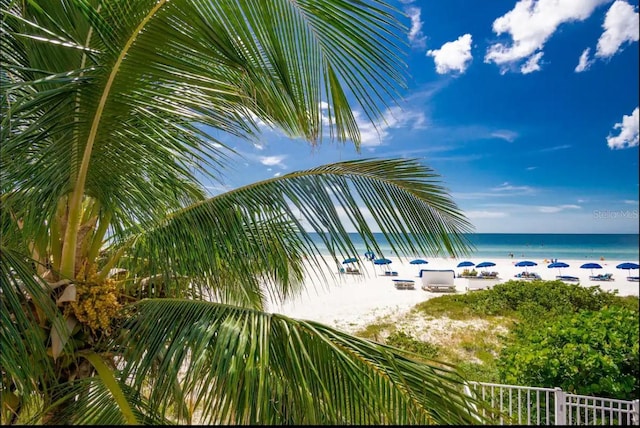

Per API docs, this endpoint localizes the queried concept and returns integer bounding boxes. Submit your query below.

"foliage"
[1,0,481,424]
[456,362,500,384]
[385,330,440,360]
[397,280,639,392]
[414,280,635,320]
[498,306,640,400]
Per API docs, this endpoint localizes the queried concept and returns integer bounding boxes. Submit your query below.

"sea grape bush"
[497,306,639,400]
[415,280,633,319]
[467,280,627,318]
[413,280,639,396]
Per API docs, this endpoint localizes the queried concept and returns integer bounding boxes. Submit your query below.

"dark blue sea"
[310,233,639,261]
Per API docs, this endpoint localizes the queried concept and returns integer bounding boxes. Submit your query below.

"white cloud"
[539,144,572,152]
[427,34,473,74]
[491,182,535,193]
[536,204,581,213]
[466,210,508,219]
[317,100,427,148]
[453,183,537,200]
[575,48,593,72]
[596,0,639,58]
[259,155,287,167]
[353,107,427,147]
[491,130,518,142]
[406,6,427,48]
[485,0,608,72]
[520,51,544,73]
[623,199,639,205]
[607,107,639,149]
[526,166,538,171]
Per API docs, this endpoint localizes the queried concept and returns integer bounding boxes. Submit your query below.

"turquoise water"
[309,233,639,261]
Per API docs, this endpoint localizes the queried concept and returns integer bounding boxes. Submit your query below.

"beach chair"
[556,275,579,282]
[419,269,456,293]
[345,266,361,275]
[589,273,613,281]
[459,268,477,278]
[627,276,640,282]
[478,271,498,279]
[392,279,415,290]
[514,272,540,280]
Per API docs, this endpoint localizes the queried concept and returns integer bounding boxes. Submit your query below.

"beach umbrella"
[373,257,392,273]
[409,259,428,265]
[548,261,569,275]
[364,251,376,261]
[515,260,537,273]
[342,257,358,264]
[616,262,639,270]
[580,262,602,275]
[457,261,475,268]
[615,262,639,277]
[476,261,496,269]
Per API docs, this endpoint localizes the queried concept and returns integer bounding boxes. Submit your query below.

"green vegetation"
[1,1,483,425]
[414,279,634,318]
[356,280,640,400]
[385,331,440,360]
[498,306,639,399]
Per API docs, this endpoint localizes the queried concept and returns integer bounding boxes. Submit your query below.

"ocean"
[309,233,640,261]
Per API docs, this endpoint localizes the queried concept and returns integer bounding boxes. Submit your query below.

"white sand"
[265,256,639,334]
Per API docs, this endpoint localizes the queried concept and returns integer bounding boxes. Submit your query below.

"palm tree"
[1,0,483,424]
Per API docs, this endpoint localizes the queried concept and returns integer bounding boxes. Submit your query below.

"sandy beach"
[266,256,640,334]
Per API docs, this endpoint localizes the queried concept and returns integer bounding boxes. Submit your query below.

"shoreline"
[266,255,640,334]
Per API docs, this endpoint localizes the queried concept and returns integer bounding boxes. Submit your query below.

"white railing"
[464,381,640,426]
[564,392,639,425]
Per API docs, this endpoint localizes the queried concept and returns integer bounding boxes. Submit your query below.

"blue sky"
[206,0,639,234]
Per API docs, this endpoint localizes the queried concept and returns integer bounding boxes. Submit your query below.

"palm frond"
[0,245,59,415]
[116,158,472,308]
[117,299,485,425]
[2,0,408,241]
[42,376,171,425]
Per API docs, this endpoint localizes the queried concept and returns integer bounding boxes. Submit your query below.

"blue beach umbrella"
[616,262,639,270]
[342,257,358,264]
[364,251,376,261]
[548,261,569,275]
[515,260,537,273]
[476,261,496,269]
[615,262,639,277]
[409,259,428,265]
[580,262,602,275]
[457,261,475,268]
[373,257,392,273]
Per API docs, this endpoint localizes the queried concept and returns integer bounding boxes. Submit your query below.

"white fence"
[464,381,640,425]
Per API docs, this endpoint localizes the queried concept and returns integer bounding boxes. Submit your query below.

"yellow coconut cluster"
[66,264,120,334]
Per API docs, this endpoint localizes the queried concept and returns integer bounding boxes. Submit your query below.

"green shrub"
[385,331,439,359]
[497,306,639,400]
[456,361,500,383]
[414,280,637,320]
